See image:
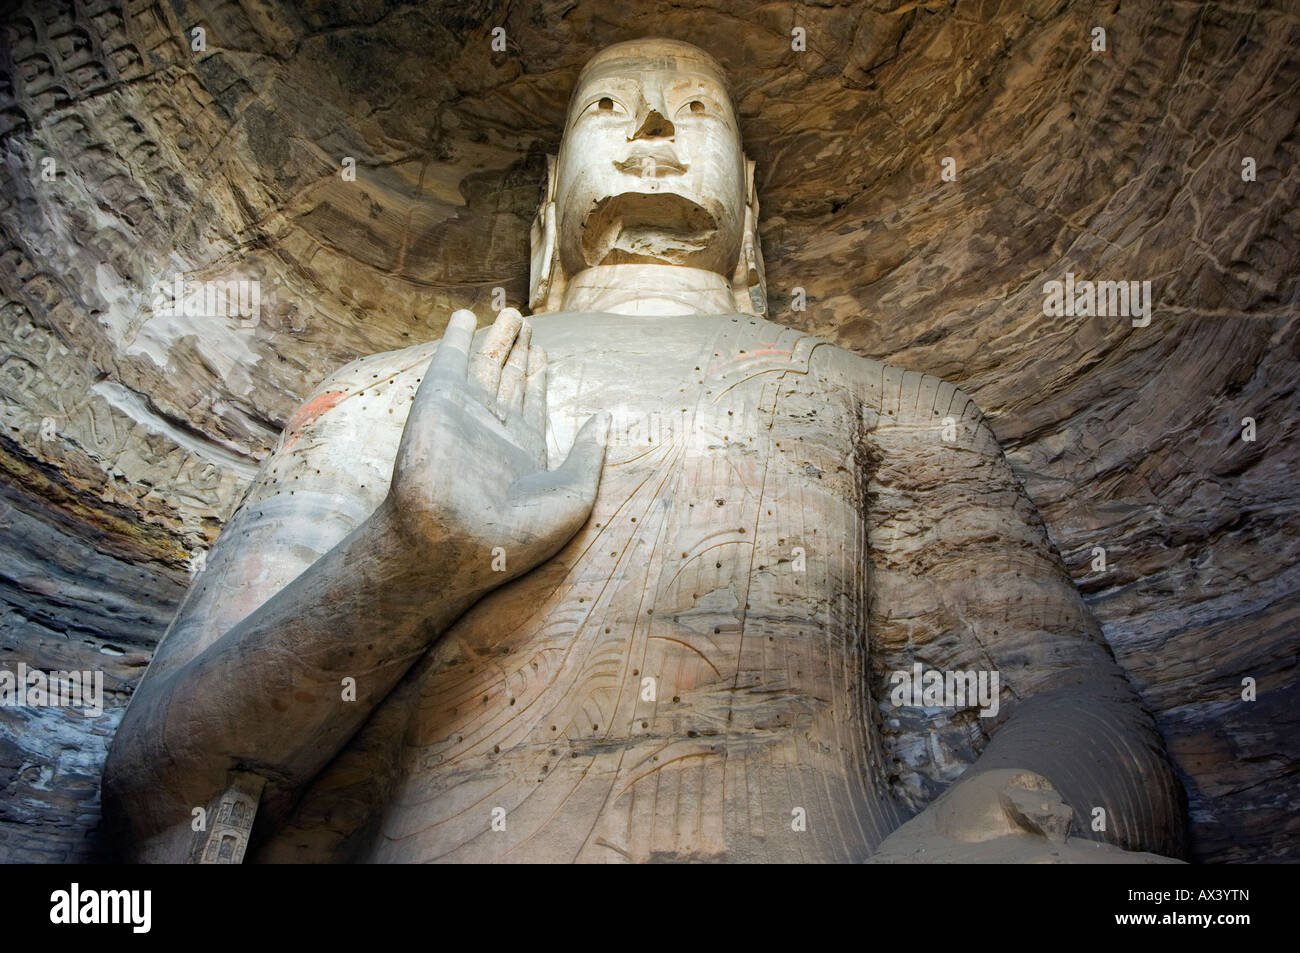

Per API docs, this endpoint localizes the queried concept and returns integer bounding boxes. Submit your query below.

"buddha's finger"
[523,345,547,465]
[498,320,530,416]
[469,307,523,396]
[429,309,477,383]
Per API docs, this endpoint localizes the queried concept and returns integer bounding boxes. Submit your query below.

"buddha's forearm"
[107,495,491,836]
[968,677,1187,857]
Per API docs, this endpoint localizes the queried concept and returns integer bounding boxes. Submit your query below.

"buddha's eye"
[584,96,624,121]
[677,100,713,121]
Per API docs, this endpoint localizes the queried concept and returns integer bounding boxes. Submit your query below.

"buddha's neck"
[560,264,737,316]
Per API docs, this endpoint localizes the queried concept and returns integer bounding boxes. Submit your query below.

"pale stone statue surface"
[103,39,1185,863]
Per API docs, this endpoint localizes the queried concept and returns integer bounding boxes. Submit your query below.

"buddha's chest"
[457,314,871,679]
[364,316,899,862]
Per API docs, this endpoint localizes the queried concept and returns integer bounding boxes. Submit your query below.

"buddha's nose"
[630,95,674,141]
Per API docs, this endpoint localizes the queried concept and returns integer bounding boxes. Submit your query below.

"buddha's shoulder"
[270,341,438,456]
[305,340,439,400]
[759,320,991,431]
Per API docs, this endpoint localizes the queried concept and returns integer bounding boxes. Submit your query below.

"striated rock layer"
[0,0,1296,861]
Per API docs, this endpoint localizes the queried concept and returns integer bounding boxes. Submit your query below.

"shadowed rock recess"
[0,0,1295,862]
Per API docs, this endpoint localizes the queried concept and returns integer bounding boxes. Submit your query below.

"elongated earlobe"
[732,157,767,317]
[529,155,566,313]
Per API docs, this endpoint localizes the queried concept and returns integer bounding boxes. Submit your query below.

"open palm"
[389,308,609,581]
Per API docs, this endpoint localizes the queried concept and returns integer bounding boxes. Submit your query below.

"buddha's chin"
[579,190,722,268]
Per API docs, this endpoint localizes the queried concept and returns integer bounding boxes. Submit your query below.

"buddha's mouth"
[580,191,718,266]
[613,149,688,177]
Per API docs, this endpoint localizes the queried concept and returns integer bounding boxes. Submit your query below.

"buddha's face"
[554,44,747,279]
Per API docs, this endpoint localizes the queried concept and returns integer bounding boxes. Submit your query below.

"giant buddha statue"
[103,38,1185,864]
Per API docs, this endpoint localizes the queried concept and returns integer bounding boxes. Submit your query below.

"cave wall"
[0,0,1296,862]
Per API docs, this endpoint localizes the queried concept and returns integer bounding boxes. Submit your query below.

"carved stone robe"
[147,312,1180,862]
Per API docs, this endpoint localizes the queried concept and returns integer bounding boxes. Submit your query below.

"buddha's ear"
[528,155,567,313]
[732,156,767,317]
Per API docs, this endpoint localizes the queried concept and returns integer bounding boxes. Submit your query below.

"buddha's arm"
[103,310,608,861]
[103,498,488,860]
[861,366,1185,858]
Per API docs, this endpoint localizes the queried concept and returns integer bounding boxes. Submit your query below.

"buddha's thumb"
[553,411,610,499]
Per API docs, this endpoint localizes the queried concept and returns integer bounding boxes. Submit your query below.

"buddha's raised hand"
[389,307,609,585]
